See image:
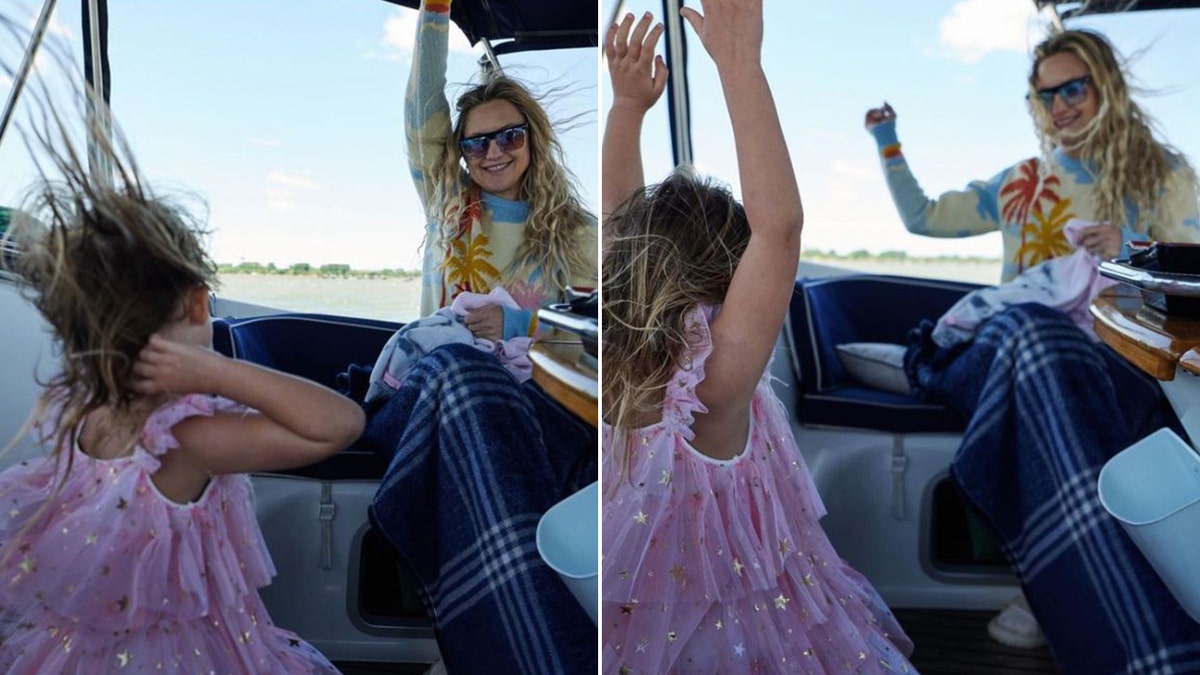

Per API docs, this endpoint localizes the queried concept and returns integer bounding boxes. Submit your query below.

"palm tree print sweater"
[869,119,1200,282]
[405,0,596,337]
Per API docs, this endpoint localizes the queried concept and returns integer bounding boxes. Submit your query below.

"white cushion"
[835,342,912,395]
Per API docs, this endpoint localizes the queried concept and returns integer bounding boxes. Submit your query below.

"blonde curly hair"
[432,77,593,295]
[1028,29,1196,232]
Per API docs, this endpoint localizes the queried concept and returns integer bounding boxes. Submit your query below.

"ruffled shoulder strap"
[140,394,246,458]
[661,304,716,435]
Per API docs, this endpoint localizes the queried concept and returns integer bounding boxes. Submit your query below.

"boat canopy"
[1036,0,1200,21]
[382,0,597,54]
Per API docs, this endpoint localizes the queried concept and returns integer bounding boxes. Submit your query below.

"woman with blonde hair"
[866,28,1200,674]
[363,1,598,673]
[864,28,1198,282]
[407,1,595,338]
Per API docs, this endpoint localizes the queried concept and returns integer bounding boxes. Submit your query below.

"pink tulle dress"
[0,394,338,674]
[602,306,916,674]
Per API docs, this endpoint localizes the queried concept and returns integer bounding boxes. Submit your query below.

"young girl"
[0,48,364,675]
[601,4,916,673]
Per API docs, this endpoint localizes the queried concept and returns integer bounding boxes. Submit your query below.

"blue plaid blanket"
[362,344,597,675]
[907,303,1200,675]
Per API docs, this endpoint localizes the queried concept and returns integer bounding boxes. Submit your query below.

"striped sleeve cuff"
[868,119,901,159]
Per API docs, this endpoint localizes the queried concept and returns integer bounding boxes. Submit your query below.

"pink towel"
[451,288,533,382]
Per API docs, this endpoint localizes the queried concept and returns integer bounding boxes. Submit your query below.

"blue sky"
[0,0,598,271]
[4,2,1200,269]
[602,0,1200,260]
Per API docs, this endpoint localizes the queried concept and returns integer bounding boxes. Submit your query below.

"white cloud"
[826,158,877,202]
[380,10,476,59]
[46,16,73,40]
[25,8,72,40]
[937,0,1053,63]
[267,171,318,191]
[247,137,282,148]
[830,159,873,181]
[266,199,296,212]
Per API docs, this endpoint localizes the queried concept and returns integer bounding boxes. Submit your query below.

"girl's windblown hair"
[434,76,593,295]
[602,171,749,481]
[1027,28,1197,232]
[0,16,215,481]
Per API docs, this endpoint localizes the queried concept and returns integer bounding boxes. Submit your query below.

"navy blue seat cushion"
[787,275,983,434]
[212,313,399,389]
[212,313,402,480]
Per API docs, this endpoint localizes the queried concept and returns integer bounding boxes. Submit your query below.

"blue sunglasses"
[458,123,529,160]
[1033,75,1091,110]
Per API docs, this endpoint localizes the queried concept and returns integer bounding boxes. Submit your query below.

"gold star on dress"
[18,556,35,575]
[633,511,648,525]
[85,533,98,545]
[116,650,131,668]
[774,594,789,610]
[733,559,745,576]
[659,470,672,485]
[668,564,687,586]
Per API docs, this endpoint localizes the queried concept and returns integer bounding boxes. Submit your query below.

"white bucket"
[536,481,598,624]
[1098,428,1200,623]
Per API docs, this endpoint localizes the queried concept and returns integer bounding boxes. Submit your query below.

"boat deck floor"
[895,609,1059,674]
[339,609,1062,674]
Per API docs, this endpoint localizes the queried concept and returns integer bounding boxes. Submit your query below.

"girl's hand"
[132,334,225,396]
[465,305,504,341]
[606,13,668,114]
[679,0,763,72]
[1078,223,1123,259]
[864,102,896,130]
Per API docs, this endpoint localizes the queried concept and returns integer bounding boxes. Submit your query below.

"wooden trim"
[1090,287,1200,381]
[530,342,597,428]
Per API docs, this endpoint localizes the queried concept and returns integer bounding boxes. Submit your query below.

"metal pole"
[606,0,626,30]
[478,37,502,77]
[662,0,692,167]
[86,0,112,186]
[0,0,58,153]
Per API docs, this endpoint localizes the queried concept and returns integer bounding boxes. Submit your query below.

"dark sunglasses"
[458,123,529,160]
[1032,75,1091,110]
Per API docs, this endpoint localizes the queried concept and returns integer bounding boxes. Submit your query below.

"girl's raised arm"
[681,0,804,457]
[133,335,365,475]
[602,12,668,221]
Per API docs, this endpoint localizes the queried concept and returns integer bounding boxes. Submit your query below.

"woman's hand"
[132,334,225,396]
[465,305,505,341]
[1078,223,1123,259]
[864,102,896,130]
[679,0,763,72]
[606,13,668,114]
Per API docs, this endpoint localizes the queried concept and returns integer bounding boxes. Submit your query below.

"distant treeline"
[217,262,421,279]
[802,249,999,264]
